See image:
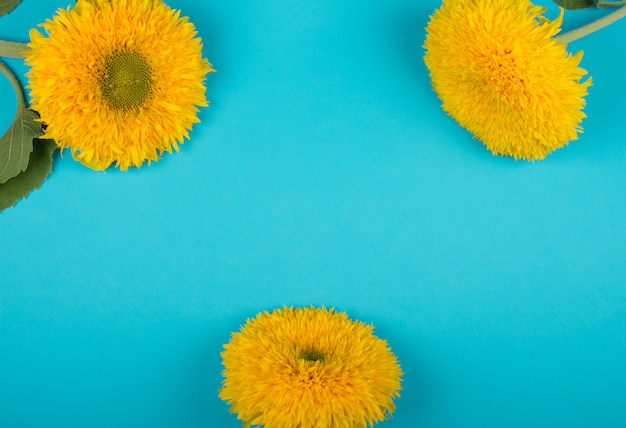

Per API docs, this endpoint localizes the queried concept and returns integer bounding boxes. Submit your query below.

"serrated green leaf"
[0,139,56,211]
[0,0,21,16]
[553,0,595,9]
[0,108,43,184]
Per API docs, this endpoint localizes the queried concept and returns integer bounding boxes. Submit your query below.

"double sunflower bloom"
[424,0,591,160]
[220,307,403,428]
[24,0,214,170]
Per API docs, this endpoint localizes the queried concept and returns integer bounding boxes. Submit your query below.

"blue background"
[1,1,625,427]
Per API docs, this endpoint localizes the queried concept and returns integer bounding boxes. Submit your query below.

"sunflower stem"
[0,40,29,59]
[559,5,626,44]
[0,59,26,110]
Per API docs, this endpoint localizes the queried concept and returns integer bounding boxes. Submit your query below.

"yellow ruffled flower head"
[424,0,591,160]
[24,0,214,170]
[219,306,403,428]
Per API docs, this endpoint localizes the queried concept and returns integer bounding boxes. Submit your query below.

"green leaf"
[0,59,43,184]
[0,139,56,211]
[553,0,595,8]
[0,0,21,16]
[554,0,626,7]
[0,108,43,184]
[595,0,626,7]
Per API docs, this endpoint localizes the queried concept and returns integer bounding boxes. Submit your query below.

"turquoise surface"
[1,1,625,427]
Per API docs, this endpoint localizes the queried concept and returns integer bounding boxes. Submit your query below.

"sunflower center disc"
[101,51,152,110]
[300,349,325,363]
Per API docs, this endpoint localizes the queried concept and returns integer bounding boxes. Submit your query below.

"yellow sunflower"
[423,0,591,160]
[219,306,403,428]
[24,0,214,170]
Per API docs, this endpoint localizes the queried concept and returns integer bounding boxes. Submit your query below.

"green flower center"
[300,349,325,363]
[100,51,152,110]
